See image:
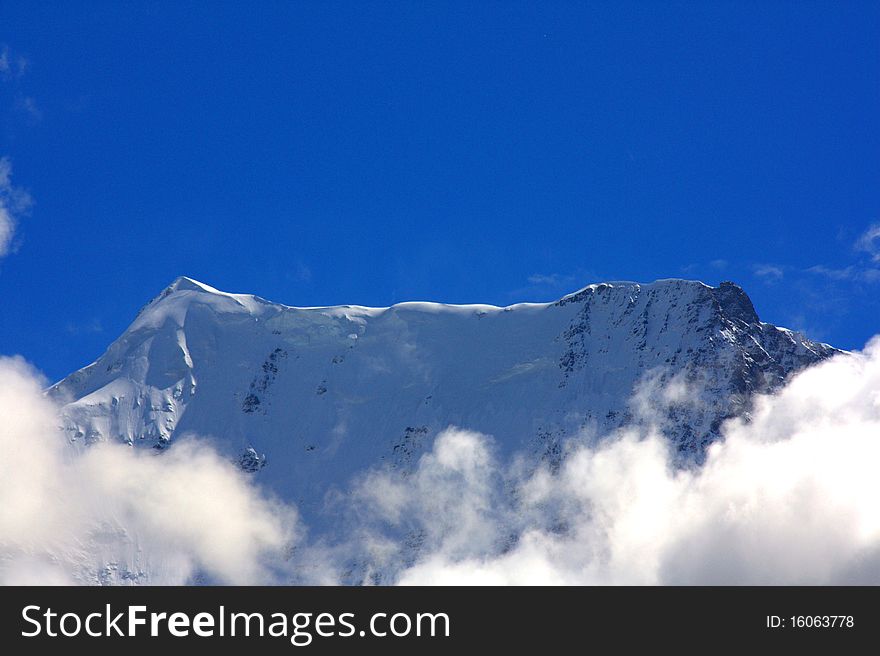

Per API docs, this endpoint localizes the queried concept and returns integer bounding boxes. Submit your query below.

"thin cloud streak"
[855,223,880,263]
[0,157,33,258]
[0,44,28,80]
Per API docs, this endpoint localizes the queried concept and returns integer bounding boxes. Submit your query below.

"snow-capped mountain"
[51,277,837,530]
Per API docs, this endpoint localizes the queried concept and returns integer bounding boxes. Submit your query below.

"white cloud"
[339,338,880,585]
[0,45,28,80]
[513,270,605,300]
[856,223,880,262]
[762,223,880,294]
[6,331,880,585]
[0,157,32,258]
[355,428,504,559]
[65,317,104,335]
[807,264,880,285]
[0,357,299,585]
[527,273,571,286]
[14,95,42,123]
[292,261,312,282]
[752,263,784,281]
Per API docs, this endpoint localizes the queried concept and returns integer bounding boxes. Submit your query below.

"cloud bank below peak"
[2,334,880,585]
[0,356,298,585]
[355,337,880,585]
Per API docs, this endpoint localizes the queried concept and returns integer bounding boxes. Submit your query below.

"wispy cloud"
[807,264,880,284]
[0,44,28,80]
[14,95,41,123]
[65,318,104,335]
[0,157,33,258]
[855,223,880,263]
[378,339,880,584]
[757,223,880,290]
[521,268,604,293]
[2,44,41,127]
[752,263,785,282]
[0,46,38,258]
[508,270,603,303]
[292,261,312,283]
[526,272,575,287]
[679,260,729,277]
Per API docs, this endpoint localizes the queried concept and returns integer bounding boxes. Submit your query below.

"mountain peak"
[129,276,266,335]
[167,276,221,294]
[711,280,759,325]
[143,276,227,309]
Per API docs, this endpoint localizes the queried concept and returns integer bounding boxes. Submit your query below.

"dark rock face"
[550,280,838,460]
[242,348,288,414]
[238,446,268,472]
[711,281,760,325]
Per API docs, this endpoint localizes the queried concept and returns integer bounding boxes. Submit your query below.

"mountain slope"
[51,277,838,526]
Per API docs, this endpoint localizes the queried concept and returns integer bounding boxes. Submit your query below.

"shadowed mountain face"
[51,277,838,526]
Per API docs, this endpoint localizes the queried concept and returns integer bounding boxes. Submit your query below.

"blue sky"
[1,1,878,381]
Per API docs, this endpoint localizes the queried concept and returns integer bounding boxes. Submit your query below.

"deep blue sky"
[1,1,878,381]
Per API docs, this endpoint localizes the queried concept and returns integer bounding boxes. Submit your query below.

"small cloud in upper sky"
[680,261,728,276]
[794,223,880,286]
[752,264,785,282]
[65,318,104,336]
[289,261,312,283]
[14,96,42,123]
[509,270,604,303]
[0,45,28,80]
[2,44,41,126]
[527,272,575,287]
[855,223,880,263]
[807,265,880,285]
[0,157,33,258]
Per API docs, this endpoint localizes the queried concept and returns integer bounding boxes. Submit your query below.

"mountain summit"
[51,277,838,523]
